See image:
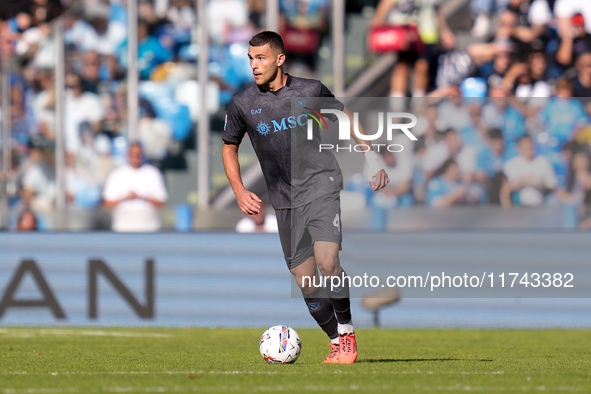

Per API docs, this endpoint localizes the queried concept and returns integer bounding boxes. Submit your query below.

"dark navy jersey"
[223,75,344,209]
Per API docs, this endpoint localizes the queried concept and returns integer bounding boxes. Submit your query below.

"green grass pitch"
[0,327,589,392]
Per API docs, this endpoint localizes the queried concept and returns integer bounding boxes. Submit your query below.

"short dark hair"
[249,31,284,54]
[556,76,574,92]
[488,128,503,140]
[129,141,143,150]
[440,128,457,137]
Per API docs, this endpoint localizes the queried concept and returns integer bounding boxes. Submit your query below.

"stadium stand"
[1,0,591,231]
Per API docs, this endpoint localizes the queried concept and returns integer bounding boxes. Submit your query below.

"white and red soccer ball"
[259,325,301,364]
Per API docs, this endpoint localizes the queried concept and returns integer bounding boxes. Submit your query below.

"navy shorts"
[275,191,343,269]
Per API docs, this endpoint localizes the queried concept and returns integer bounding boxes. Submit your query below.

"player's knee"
[316,255,340,277]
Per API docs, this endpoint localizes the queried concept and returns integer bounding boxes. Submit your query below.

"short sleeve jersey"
[223,75,344,209]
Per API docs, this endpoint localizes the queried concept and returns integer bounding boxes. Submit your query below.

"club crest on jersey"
[257,121,271,136]
[295,98,306,108]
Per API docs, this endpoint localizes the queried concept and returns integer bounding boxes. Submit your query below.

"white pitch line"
[2,389,80,394]
[2,385,584,393]
[1,371,196,376]
[0,370,511,376]
[0,329,171,338]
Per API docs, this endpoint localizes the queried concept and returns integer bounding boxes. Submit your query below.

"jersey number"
[333,214,341,232]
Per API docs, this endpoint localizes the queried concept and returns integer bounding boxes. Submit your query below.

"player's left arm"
[343,107,390,191]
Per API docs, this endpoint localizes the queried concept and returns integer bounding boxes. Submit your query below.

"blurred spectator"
[118,19,172,80]
[572,52,591,98]
[11,19,51,57]
[91,134,119,188]
[555,0,591,36]
[536,77,588,155]
[79,51,102,93]
[247,0,266,31]
[572,102,591,147]
[65,151,102,210]
[476,128,510,203]
[207,0,252,45]
[411,135,428,203]
[372,147,414,208]
[481,86,526,158]
[553,149,591,230]
[501,135,558,207]
[63,10,97,52]
[423,128,461,178]
[76,122,99,169]
[235,201,278,233]
[426,159,472,208]
[437,92,474,134]
[9,76,35,150]
[103,143,168,232]
[164,0,196,32]
[480,40,515,90]
[138,109,173,167]
[505,49,552,99]
[64,73,104,154]
[422,128,477,183]
[528,0,554,31]
[556,13,591,68]
[32,69,57,143]
[506,0,552,43]
[19,145,56,212]
[370,0,456,101]
[16,209,38,231]
[470,0,508,38]
[454,100,489,150]
[555,140,581,188]
[476,129,508,174]
[471,0,552,40]
[85,3,127,56]
[62,3,127,57]
[556,149,591,202]
[279,0,330,76]
[158,0,195,54]
[468,10,532,70]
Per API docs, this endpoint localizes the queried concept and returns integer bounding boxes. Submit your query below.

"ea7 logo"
[251,108,262,115]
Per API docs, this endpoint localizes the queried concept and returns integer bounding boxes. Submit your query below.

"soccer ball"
[259,325,301,364]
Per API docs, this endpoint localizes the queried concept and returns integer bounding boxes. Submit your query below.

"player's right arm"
[222,95,262,215]
[222,143,262,215]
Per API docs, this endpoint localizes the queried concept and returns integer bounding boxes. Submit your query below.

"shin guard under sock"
[326,269,352,324]
[302,286,338,339]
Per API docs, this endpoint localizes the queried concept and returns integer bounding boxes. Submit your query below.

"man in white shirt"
[65,74,104,154]
[422,128,477,181]
[501,135,557,207]
[372,140,414,208]
[103,143,168,232]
